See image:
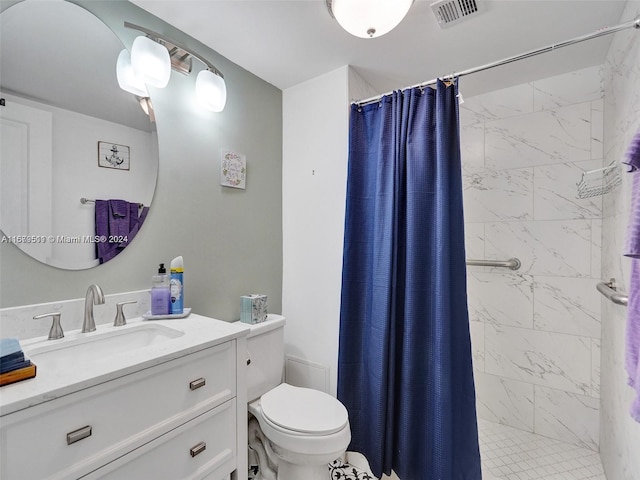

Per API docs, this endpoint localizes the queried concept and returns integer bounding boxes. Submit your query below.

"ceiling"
[129,0,632,99]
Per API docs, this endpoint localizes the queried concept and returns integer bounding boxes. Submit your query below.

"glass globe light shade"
[196,69,227,112]
[131,35,171,88]
[331,0,414,38]
[116,49,149,97]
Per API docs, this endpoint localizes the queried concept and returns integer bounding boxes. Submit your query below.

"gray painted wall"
[0,0,283,321]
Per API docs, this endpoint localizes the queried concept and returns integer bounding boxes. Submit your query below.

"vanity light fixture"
[131,35,171,88]
[326,0,414,38]
[119,22,227,112]
[196,69,227,112]
[116,49,149,97]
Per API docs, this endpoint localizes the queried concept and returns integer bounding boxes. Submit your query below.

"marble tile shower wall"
[599,1,640,478]
[460,65,604,451]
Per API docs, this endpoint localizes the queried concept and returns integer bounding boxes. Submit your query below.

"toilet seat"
[260,383,349,435]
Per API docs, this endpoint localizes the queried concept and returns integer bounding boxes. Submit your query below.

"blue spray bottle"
[170,256,184,315]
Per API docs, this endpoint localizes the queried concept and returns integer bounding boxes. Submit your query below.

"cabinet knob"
[189,441,206,457]
[189,377,206,390]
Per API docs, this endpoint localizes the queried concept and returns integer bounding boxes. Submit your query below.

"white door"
[0,95,53,262]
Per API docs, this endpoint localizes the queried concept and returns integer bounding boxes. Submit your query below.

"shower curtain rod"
[355,15,640,107]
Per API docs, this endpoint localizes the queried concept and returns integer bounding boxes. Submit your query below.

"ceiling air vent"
[431,0,484,28]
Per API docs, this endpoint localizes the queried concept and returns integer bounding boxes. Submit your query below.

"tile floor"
[253,419,607,480]
[479,419,607,480]
[339,420,608,480]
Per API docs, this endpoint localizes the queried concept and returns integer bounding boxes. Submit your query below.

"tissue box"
[240,294,268,324]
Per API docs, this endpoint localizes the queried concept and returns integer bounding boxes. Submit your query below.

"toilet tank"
[242,315,286,402]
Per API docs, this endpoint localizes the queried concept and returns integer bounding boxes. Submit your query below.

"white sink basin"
[24,323,184,369]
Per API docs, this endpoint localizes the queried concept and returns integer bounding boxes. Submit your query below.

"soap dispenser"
[151,263,170,315]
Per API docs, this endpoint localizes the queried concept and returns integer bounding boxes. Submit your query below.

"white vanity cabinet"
[0,320,249,480]
[87,398,237,480]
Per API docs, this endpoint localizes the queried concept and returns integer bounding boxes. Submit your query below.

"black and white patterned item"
[329,459,376,480]
[249,458,377,479]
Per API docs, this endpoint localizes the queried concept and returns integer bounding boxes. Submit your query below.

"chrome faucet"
[82,284,105,333]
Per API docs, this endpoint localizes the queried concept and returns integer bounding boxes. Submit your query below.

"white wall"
[284,68,475,480]
[600,1,640,478]
[282,66,349,396]
[281,66,378,396]
[282,66,396,395]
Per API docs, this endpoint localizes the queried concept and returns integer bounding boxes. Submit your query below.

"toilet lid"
[261,383,349,435]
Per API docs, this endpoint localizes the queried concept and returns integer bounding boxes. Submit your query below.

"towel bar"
[466,258,521,270]
[80,197,145,208]
[596,278,628,306]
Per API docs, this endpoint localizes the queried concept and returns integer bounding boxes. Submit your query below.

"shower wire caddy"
[576,161,622,199]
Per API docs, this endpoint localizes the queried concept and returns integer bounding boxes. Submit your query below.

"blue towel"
[0,338,27,373]
[1,357,31,374]
[0,338,22,360]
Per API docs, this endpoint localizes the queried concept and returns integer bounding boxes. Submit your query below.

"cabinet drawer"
[86,399,236,480]
[1,341,236,480]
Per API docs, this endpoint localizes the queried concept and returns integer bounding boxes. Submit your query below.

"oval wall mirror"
[0,0,158,270]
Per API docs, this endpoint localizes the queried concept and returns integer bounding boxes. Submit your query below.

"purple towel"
[623,128,640,422]
[108,199,130,239]
[94,199,147,264]
[627,260,640,422]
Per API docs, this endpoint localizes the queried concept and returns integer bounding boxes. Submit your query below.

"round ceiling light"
[329,0,414,38]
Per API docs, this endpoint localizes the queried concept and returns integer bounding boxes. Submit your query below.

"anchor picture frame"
[98,141,130,171]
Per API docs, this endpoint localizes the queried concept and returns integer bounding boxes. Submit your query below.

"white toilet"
[242,315,351,480]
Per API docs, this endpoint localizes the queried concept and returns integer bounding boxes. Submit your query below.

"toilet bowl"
[241,316,351,480]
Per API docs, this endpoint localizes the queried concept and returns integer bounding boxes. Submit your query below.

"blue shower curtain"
[337,81,481,479]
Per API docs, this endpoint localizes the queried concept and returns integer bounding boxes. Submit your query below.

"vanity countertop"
[0,314,251,416]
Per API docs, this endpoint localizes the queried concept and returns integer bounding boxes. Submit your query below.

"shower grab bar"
[465,258,521,270]
[596,278,628,306]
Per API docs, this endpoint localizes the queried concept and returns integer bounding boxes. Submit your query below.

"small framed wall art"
[220,149,246,189]
[98,141,130,170]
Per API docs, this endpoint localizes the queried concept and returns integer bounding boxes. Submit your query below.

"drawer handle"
[189,377,206,390]
[67,425,92,445]
[190,441,207,457]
